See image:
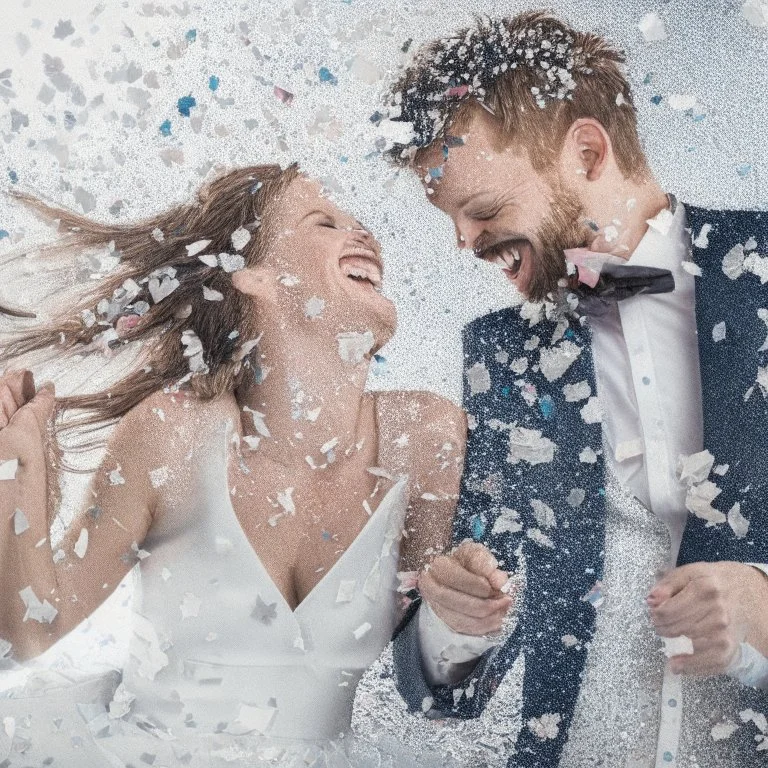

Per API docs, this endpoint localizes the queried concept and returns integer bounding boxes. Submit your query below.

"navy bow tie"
[566,263,675,316]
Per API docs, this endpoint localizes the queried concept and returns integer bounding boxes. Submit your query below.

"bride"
[0,165,512,767]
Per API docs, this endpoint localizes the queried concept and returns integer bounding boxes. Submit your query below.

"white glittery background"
[0,0,766,760]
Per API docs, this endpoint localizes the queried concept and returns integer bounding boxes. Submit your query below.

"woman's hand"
[418,540,515,636]
[0,368,57,513]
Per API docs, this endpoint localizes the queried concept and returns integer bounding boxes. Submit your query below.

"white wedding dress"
[1,418,432,768]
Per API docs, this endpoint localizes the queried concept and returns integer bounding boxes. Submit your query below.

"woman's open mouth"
[339,249,383,293]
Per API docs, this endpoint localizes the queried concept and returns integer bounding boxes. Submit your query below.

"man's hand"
[418,540,515,636]
[648,561,768,676]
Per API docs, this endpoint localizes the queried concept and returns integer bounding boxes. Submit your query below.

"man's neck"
[584,178,669,261]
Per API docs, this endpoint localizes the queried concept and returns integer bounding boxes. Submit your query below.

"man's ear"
[559,118,612,182]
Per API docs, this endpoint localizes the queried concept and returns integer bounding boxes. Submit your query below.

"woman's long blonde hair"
[0,163,300,470]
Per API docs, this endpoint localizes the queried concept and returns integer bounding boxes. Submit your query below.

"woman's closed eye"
[470,207,501,222]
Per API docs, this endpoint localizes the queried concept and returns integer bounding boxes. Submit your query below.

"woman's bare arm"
[0,371,162,662]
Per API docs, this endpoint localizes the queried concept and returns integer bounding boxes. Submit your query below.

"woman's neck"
[234,328,374,471]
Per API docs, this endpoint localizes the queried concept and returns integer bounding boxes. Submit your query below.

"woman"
[0,165,512,767]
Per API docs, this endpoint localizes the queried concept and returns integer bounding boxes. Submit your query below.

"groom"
[384,11,768,767]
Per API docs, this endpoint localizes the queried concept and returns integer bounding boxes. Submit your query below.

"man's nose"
[454,221,482,251]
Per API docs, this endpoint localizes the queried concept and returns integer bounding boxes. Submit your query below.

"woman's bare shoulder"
[108,389,240,469]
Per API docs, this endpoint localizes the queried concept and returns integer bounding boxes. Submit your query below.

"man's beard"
[523,189,590,303]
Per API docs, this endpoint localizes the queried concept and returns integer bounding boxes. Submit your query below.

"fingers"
[428,601,511,636]
[5,381,56,444]
[426,555,496,598]
[647,563,701,606]
[453,540,500,580]
[651,588,711,636]
[419,569,512,619]
[669,633,739,676]
[0,369,38,428]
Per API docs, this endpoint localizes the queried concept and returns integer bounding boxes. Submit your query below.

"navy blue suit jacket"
[393,205,768,766]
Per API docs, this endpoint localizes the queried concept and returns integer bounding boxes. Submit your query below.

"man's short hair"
[383,10,647,179]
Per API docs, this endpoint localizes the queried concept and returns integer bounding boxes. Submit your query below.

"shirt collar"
[626,193,690,274]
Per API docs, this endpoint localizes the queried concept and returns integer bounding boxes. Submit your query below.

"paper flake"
[336,331,375,363]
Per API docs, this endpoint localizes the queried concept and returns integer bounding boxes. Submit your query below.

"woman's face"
[251,175,397,351]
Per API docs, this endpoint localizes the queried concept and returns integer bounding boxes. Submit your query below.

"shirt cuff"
[747,563,768,581]
[727,641,768,690]
[417,600,501,687]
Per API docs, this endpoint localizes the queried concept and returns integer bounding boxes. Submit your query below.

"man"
[383,11,768,767]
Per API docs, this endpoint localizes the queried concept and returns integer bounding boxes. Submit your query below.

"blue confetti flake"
[539,395,555,419]
[318,67,338,85]
[428,166,444,179]
[0,230,9,239]
[159,119,172,136]
[321,530,332,541]
[470,514,486,540]
[8,170,18,183]
[208,75,219,92]
[177,95,197,117]
[650,95,663,105]
[737,163,753,178]
[185,29,197,42]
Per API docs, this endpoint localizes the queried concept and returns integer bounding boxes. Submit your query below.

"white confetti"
[711,721,739,741]
[677,449,715,485]
[353,622,372,640]
[466,362,491,395]
[538,340,582,382]
[225,703,277,735]
[580,396,603,424]
[668,94,698,111]
[19,585,58,623]
[526,527,555,548]
[108,683,136,719]
[186,239,212,257]
[712,321,726,342]
[681,260,702,276]
[336,331,375,363]
[336,579,357,603]
[180,592,202,619]
[74,527,89,559]
[277,487,296,515]
[693,223,712,249]
[305,296,325,318]
[506,426,556,466]
[149,466,169,488]
[727,502,750,538]
[203,285,224,301]
[148,275,180,303]
[579,446,598,463]
[243,406,271,437]
[109,467,125,485]
[722,243,746,279]
[527,712,561,740]
[0,459,19,480]
[13,508,29,535]
[215,536,234,555]
[231,227,251,252]
[491,507,522,535]
[638,11,668,42]
[563,380,591,402]
[530,499,556,529]
[219,253,246,273]
[743,0,768,27]
[685,480,726,525]
[151,227,164,242]
[661,634,694,657]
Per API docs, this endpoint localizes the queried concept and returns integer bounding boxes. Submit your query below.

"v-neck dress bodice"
[90,418,412,767]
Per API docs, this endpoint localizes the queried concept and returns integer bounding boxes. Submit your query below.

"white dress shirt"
[417,199,768,735]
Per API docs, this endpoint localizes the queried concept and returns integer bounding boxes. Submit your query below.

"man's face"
[416,107,592,302]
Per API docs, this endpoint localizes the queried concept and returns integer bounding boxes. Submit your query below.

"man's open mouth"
[475,238,531,281]
[339,249,383,293]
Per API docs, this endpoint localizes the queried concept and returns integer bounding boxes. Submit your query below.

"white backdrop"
[0,0,766,726]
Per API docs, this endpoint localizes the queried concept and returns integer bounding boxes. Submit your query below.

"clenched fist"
[418,540,515,636]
